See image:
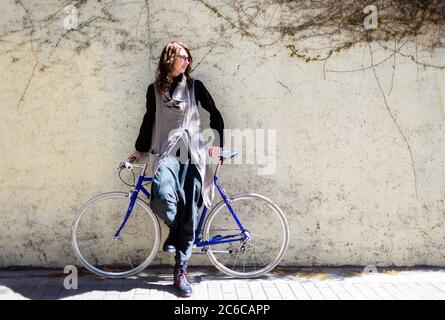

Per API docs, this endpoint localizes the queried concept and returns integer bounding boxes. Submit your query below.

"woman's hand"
[128,150,143,163]
[208,146,224,166]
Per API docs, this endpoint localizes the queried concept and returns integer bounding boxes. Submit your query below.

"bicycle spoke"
[246,241,272,264]
[243,248,246,273]
[72,192,161,278]
[126,255,134,270]
[204,194,289,277]
[231,246,241,271]
[104,239,117,272]
[210,225,239,232]
[252,248,257,271]
[111,239,119,271]
[220,245,233,266]
[252,242,266,270]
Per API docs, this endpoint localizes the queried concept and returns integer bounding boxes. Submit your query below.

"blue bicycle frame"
[113,171,249,248]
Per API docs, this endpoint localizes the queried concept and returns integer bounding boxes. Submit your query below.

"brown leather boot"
[173,264,192,297]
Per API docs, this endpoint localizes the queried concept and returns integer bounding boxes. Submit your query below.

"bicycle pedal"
[192,247,208,254]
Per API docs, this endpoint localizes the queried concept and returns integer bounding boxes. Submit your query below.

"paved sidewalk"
[1,267,444,300]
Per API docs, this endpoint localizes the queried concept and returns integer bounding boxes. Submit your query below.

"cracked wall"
[0,0,444,268]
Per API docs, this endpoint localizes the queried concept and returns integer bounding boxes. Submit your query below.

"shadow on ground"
[1,265,444,300]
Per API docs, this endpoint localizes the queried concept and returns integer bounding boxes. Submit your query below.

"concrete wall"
[0,0,444,268]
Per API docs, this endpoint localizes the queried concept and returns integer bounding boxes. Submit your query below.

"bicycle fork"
[112,190,138,240]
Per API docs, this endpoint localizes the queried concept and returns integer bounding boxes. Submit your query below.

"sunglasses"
[176,54,191,62]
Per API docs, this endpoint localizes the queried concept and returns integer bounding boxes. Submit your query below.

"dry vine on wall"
[11,0,445,201]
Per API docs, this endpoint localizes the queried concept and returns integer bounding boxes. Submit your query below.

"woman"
[128,41,224,297]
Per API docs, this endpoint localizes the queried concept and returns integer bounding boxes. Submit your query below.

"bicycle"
[71,150,290,279]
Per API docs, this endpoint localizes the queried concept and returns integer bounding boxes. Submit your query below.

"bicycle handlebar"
[118,149,237,179]
[118,156,146,172]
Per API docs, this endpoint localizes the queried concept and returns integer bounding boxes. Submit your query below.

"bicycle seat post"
[214,162,221,178]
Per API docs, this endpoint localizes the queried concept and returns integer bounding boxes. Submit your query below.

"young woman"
[128,41,224,297]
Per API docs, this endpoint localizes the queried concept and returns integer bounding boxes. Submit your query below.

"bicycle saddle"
[220,150,238,160]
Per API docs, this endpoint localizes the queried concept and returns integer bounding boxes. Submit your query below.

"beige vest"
[151,75,215,208]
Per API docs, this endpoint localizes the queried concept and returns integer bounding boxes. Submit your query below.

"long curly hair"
[155,41,193,95]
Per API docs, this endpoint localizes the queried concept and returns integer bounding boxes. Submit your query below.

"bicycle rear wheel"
[203,193,289,278]
[71,192,160,278]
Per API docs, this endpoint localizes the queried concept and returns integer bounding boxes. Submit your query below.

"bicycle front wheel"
[71,192,161,278]
[203,193,289,278]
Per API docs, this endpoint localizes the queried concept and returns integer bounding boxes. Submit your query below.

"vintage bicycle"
[71,150,289,279]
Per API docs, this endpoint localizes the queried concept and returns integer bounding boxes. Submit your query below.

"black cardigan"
[135,75,225,153]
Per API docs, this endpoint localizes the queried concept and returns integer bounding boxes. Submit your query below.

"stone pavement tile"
[222,293,238,300]
[0,286,23,300]
[221,281,236,294]
[103,291,121,300]
[287,281,310,300]
[0,281,20,292]
[400,283,431,300]
[61,288,91,300]
[340,283,367,300]
[133,287,151,300]
[207,281,223,300]
[118,286,137,300]
[86,283,109,300]
[261,281,282,300]
[400,270,445,283]
[234,281,252,300]
[234,280,248,288]
[221,281,237,300]
[394,283,424,300]
[408,282,442,300]
[353,283,383,300]
[351,282,381,300]
[274,281,296,300]
[378,283,402,300]
[417,282,445,299]
[193,282,209,300]
[0,280,16,288]
[60,293,73,301]
[313,281,340,300]
[4,267,445,300]
[150,286,165,300]
[2,289,18,300]
[300,281,325,300]
[164,290,179,300]
[62,284,94,300]
[247,281,267,300]
[26,283,52,300]
[430,282,445,296]
[8,293,27,300]
[366,283,398,300]
[17,284,44,300]
[379,283,409,300]
[327,282,353,300]
[17,278,51,296]
[41,284,65,300]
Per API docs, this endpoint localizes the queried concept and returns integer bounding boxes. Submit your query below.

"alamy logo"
[363,5,378,30]
[63,3,79,30]
[63,265,78,290]
[169,128,277,176]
